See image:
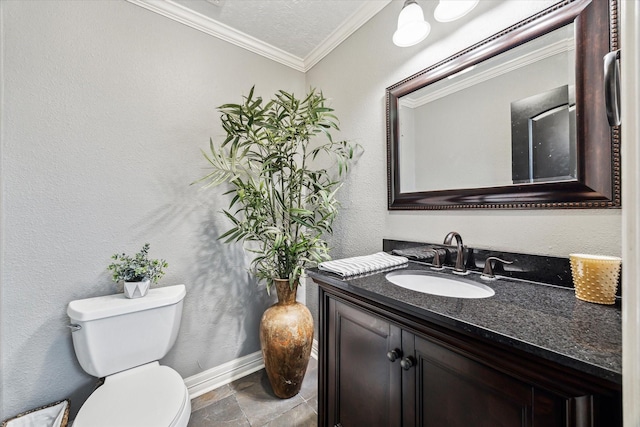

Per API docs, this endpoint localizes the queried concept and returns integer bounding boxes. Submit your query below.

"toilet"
[67,284,191,427]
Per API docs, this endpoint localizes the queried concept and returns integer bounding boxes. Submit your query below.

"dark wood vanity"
[310,262,622,427]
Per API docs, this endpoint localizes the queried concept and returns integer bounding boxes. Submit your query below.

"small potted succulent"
[107,243,168,298]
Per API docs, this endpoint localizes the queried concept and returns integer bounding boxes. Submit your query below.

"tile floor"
[188,358,318,427]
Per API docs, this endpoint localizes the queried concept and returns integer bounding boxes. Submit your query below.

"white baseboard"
[184,339,319,399]
[184,351,265,399]
[311,338,318,360]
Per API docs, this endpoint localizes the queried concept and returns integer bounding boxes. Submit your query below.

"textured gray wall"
[0,0,303,420]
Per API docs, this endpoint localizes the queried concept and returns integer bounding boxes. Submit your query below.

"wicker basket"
[569,254,621,305]
[1,399,69,427]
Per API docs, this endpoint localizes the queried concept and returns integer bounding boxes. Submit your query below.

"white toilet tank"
[67,284,186,378]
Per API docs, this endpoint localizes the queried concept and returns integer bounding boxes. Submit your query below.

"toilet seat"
[73,362,190,427]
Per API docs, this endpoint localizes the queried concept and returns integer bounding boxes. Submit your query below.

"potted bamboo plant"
[197,87,359,398]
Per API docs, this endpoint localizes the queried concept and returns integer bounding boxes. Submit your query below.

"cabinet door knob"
[387,349,402,362]
[400,356,415,370]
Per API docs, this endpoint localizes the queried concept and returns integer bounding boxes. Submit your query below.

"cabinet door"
[402,331,620,427]
[327,298,402,427]
[406,334,593,427]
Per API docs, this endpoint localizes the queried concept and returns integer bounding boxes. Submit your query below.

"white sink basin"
[385,270,495,299]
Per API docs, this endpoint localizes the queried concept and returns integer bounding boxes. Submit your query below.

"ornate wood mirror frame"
[387,0,620,210]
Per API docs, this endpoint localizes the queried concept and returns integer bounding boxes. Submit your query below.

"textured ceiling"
[128,0,498,71]
[172,0,389,59]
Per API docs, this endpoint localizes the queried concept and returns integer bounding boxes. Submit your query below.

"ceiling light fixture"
[434,0,479,23]
[393,0,431,47]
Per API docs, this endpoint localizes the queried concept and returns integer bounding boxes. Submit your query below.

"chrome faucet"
[443,231,467,274]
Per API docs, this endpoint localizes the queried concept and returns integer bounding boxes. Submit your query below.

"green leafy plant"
[107,243,168,283]
[197,87,360,292]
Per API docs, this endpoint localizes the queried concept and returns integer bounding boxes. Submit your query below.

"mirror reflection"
[398,24,576,193]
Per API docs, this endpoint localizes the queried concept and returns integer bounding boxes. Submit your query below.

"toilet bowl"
[72,363,190,427]
[67,284,190,427]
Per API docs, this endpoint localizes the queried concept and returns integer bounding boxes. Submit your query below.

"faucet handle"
[481,257,513,280]
[426,248,444,271]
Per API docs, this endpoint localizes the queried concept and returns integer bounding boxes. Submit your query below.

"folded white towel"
[318,252,408,277]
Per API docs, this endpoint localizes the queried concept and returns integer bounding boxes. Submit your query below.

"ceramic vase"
[260,279,314,398]
[123,278,150,299]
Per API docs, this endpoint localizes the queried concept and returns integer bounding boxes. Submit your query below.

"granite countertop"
[308,261,622,385]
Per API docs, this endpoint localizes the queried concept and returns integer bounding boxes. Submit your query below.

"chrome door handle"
[604,50,621,126]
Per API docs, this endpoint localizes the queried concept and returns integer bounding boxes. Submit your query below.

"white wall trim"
[303,1,392,71]
[621,0,640,425]
[126,0,306,71]
[184,351,264,399]
[184,339,319,399]
[311,338,319,360]
[0,0,6,416]
[125,0,390,73]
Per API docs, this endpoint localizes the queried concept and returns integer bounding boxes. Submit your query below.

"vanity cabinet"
[319,283,621,427]
[326,298,402,427]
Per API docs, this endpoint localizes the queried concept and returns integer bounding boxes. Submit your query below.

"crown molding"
[401,37,574,109]
[126,0,391,73]
[126,0,306,71]
[303,1,392,71]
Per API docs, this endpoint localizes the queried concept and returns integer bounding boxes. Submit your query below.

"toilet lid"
[74,363,188,427]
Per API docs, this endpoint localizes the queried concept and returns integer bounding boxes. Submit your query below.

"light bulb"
[393,1,431,47]
[434,0,479,23]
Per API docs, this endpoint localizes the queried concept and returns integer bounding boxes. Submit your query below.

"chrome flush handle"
[67,324,82,332]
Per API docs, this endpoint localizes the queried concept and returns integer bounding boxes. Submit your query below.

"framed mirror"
[387,0,620,210]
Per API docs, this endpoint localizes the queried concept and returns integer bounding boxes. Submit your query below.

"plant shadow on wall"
[195,86,362,398]
[192,215,273,368]
[113,153,268,370]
